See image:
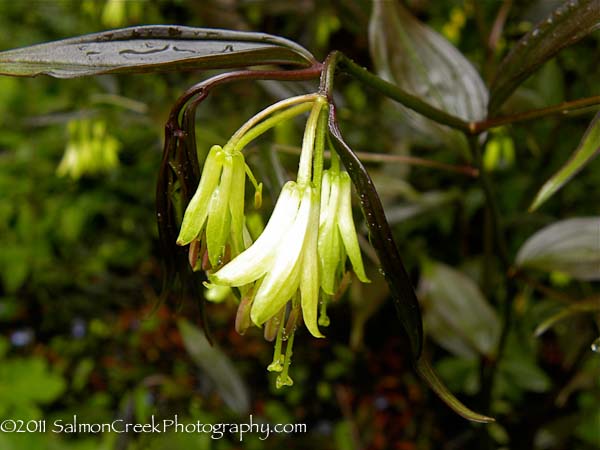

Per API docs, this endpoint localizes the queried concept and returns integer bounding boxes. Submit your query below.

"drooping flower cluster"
[177,93,370,387]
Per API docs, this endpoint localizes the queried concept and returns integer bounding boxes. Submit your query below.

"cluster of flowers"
[177,94,369,387]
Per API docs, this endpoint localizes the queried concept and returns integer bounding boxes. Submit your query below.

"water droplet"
[591,336,600,353]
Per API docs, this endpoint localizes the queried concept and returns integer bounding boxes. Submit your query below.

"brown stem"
[470,95,600,133]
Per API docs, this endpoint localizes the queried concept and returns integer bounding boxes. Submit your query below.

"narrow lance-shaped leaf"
[516,217,600,281]
[530,111,600,211]
[368,1,487,152]
[489,0,600,114]
[328,105,423,360]
[0,25,315,78]
[178,319,250,415]
[534,297,600,337]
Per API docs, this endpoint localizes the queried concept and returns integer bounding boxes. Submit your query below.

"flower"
[176,145,248,268]
[318,169,370,296]
[210,180,322,338]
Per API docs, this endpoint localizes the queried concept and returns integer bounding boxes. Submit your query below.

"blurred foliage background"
[0,1,598,449]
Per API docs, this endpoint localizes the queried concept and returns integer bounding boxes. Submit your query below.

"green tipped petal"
[177,145,223,245]
[211,182,300,286]
[228,152,247,257]
[251,186,312,325]
[318,172,342,295]
[301,189,324,338]
[338,172,370,283]
[206,155,234,266]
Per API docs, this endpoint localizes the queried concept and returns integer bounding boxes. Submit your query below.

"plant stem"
[471,95,600,133]
[297,98,326,186]
[273,144,479,177]
[334,53,472,133]
[231,102,314,153]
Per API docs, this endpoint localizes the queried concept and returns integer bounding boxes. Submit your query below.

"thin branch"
[272,143,479,177]
[334,52,472,133]
[471,96,600,133]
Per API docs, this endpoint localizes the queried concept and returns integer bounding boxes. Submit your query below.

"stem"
[470,136,515,421]
[472,95,600,133]
[335,53,472,133]
[231,102,315,152]
[312,107,329,193]
[297,97,326,186]
[168,65,323,125]
[227,94,318,150]
[273,144,479,177]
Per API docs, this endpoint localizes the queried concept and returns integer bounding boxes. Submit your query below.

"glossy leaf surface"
[369,1,487,150]
[0,26,315,78]
[489,0,600,114]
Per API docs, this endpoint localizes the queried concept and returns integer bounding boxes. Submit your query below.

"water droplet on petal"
[591,336,600,353]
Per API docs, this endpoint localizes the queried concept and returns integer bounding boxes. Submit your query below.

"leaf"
[419,261,501,358]
[530,111,600,211]
[489,0,600,114]
[416,358,494,423]
[328,107,423,360]
[177,319,250,415]
[368,1,488,151]
[0,26,315,78]
[516,217,600,281]
[534,297,600,336]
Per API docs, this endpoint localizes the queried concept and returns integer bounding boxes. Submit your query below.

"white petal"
[301,188,324,338]
[211,181,300,286]
[251,187,312,325]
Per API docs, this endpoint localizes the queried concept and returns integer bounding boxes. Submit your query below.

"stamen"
[267,307,286,372]
[319,293,331,327]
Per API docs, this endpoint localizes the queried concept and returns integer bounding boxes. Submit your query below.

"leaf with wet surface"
[489,0,600,114]
[0,26,316,78]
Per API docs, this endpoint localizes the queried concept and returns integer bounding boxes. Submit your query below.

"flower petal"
[301,188,324,338]
[211,181,300,286]
[177,145,223,245]
[251,186,312,325]
[228,152,247,257]
[338,172,370,283]
[319,170,331,225]
[206,154,234,266]
[318,172,342,295]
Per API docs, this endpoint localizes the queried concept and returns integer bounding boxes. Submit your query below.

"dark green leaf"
[516,217,600,281]
[328,106,423,360]
[0,26,315,78]
[530,111,600,211]
[489,0,600,114]
[368,1,487,151]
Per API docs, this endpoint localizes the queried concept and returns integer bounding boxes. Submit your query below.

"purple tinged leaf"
[0,26,315,78]
[489,0,600,114]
